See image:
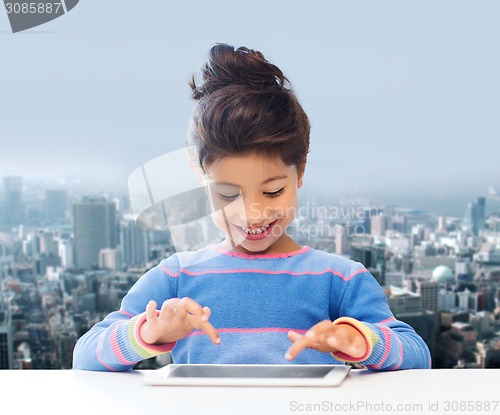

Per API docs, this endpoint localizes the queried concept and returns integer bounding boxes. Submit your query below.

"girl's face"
[204,152,304,255]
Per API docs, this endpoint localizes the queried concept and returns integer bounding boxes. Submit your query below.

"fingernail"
[201,314,208,321]
[215,337,221,344]
[284,353,292,360]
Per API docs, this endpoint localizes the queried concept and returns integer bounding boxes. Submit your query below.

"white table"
[1,368,499,415]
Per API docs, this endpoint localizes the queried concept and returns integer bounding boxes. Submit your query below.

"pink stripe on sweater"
[378,317,396,324]
[179,267,367,281]
[391,336,404,371]
[159,265,180,277]
[187,327,307,336]
[348,267,369,279]
[119,309,134,317]
[370,326,392,370]
[110,322,136,366]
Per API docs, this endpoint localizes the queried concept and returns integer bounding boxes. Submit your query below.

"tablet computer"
[144,364,351,387]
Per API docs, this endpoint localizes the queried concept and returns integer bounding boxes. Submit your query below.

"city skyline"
[2,169,500,369]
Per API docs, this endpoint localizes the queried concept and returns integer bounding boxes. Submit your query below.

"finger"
[310,320,336,337]
[187,314,221,345]
[178,297,207,320]
[303,320,339,348]
[158,299,175,320]
[202,306,211,320]
[284,333,314,361]
[172,305,189,320]
[145,300,157,320]
[159,298,181,312]
[285,320,334,360]
[171,297,197,321]
[287,331,302,342]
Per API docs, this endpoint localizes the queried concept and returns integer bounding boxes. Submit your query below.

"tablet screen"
[168,365,337,378]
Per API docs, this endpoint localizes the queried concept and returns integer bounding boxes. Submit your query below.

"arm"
[285,264,431,370]
[72,259,178,371]
[331,266,431,370]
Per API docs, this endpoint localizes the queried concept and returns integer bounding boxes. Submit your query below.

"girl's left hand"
[285,320,367,361]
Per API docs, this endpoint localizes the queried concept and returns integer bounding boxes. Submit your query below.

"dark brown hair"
[187,43,310,175]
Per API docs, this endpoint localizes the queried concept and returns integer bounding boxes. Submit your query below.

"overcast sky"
[1,1,499,214]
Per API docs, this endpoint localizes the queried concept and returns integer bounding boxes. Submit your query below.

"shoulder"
[304,248,368,280]
[156,245,225,274]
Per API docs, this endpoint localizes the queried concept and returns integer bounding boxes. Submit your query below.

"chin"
[234,240,271,253]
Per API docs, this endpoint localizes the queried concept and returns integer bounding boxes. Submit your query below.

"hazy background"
[1,0,499,216]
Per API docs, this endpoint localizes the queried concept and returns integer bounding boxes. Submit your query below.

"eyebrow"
[212,175,288,187]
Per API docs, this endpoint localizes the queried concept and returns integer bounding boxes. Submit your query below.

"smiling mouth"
[239,224,270,235]
[236,220,278,235]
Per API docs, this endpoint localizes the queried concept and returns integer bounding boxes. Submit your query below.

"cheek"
[209,197,245,218]
[280,194,298,219]
[210,210,225,226]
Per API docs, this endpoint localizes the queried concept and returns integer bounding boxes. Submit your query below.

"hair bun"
[190,43,289,99]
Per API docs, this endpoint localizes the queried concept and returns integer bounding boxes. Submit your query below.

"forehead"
[205,153,297,185]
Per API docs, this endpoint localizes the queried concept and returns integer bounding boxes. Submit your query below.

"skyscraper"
[473,197,486,235]
[405,275,439,313]
[2,176,23,227]
[0,309,13,369]
[99,248,122,271]
[350,244,386,285]
[463,196,486,236]
[370,214,388,237]
[120,219,149,268]
[45,190,68,222]
[73,196,117,270]
[334,224,350,256]
[58,238,74,269]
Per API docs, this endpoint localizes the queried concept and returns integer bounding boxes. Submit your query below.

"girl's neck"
[219,235,302,256]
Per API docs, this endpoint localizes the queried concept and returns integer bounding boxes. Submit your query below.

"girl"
[73,44,431,371]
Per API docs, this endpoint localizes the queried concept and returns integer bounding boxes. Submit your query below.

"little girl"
[73,44,431,371]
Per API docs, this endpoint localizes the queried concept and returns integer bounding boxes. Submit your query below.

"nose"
[239,196,269,227]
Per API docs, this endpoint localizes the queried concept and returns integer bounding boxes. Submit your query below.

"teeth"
[241,224,270,234]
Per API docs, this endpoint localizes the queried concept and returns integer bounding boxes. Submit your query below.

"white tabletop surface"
[1,368,499,415]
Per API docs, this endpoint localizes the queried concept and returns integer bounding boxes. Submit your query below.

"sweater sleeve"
[72,255,180,371]
[332,265,431,371]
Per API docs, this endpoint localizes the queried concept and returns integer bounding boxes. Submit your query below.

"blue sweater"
[72,244,431,371]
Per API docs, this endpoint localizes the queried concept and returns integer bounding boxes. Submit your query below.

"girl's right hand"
[139,297,221,346]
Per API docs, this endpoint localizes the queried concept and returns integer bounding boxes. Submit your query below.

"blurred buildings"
[288,191,500,368]
[73,196,117,270]
[1,176,500,370]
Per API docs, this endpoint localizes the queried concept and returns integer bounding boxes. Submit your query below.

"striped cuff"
[331,317,378,363]
[129,312,176,359]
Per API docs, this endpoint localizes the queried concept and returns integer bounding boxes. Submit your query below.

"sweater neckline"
[208,244,311,259]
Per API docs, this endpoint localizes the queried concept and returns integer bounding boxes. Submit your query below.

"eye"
[264,188,285,198]
[217,193,239,202]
